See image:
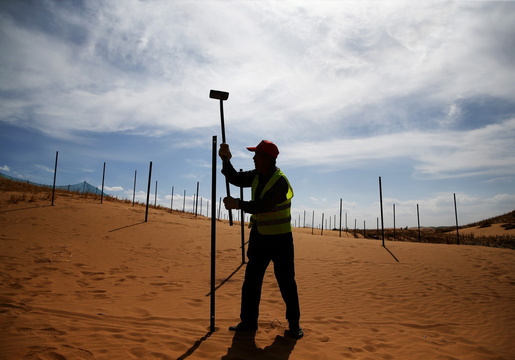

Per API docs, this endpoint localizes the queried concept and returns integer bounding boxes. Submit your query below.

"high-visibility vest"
[250,169,293,235]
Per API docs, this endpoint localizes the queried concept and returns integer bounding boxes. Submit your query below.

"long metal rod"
[454,193,460,245]
[51,151,58,206]
[145,161,152,222]
[379,176,385,246]
[339,198,342,238]
[195,181,200,217]
[219,100,233,226]
[210,135,217,333]
[417,204,421,242]
[132,170,137,206]
[239,169,245,264]
[100,162,106,204]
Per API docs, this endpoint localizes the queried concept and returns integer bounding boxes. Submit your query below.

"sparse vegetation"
[0,176,191,215]
[2,176,514,249]
[359,228,515,250]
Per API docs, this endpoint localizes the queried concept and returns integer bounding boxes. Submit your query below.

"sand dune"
[1,195,514,359]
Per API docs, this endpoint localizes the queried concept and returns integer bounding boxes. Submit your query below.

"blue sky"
[1,1,514,228]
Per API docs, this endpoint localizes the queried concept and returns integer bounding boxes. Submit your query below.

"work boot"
[288,322,304,339]
[288,327,304,339]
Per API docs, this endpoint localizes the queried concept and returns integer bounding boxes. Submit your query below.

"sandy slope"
[1,195,514,360]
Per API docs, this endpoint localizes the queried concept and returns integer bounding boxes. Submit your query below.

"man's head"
[247,140,279,174]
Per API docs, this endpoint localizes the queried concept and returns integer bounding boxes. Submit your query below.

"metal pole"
[183,190,186,212]
[311,211,314,235]
[210,135,217,332]
[132,170,137,206]
[339,199,342,237]
[195,181,199,217]
[454,193,460,245]
[145,161,152,222]
[321,213,324,236]
[51,151,58,206]
[219,100,233,226]
[101,162,106,204]
[379,176,385,246]
[417,204,421,242]
[239,170,246,264]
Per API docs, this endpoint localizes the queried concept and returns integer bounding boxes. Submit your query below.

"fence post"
[210,135,217,333]
[417,204,421,242]
[321,213,324,236]
[145,161,152,222]
[132,170,137,206]
[239,169,246,264]
[339,199,342,237]
[379,176,385,246]
[195,181,200,217]
[51,151,58,206]
[101,162,106,204]
[311,211,314,235]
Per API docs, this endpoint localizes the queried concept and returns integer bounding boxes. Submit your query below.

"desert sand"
[1,194,514,360]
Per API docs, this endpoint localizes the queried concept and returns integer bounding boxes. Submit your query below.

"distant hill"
[463,210,515,228]
[0,172,105,195]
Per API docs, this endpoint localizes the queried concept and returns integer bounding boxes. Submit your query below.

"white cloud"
[34,164,55,173]
[0,165,10,171]
[281,117,515,179]
[104,186,124,192]
[1,1,514,142]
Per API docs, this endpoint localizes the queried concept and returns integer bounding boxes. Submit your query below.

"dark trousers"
[240,227,301,327]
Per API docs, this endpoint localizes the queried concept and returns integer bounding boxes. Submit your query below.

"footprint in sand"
[23,344,93,360]
[17,327,66,336]
[74,290,108,299]
[61,345,94,359]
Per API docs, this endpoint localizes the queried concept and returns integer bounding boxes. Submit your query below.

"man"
[219,140,303,339]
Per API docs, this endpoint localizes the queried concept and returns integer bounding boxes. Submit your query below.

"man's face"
[253,151,273,174]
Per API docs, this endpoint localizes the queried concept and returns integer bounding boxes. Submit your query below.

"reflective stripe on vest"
[250,169,293,235]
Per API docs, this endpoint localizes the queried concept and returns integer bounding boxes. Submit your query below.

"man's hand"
[219,143,232,161]
[223,196,240,210]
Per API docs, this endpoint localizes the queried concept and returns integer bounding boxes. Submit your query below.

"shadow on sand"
[108,222,146,232]
[382,245,400,262]
[176,331,213,360]
[205,263,245,297]
[221,330,297,360]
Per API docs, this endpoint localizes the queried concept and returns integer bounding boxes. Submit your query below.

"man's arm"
[221,160,256,188]
[239,176,288,215]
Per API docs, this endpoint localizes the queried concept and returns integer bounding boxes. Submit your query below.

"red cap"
[247,140,279,158]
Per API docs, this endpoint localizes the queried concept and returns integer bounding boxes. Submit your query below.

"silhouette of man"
[219,140,303,339]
